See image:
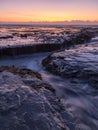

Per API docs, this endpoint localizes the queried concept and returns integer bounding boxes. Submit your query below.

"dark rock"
[0,66,75,130]
[42,42,98,89]
[63,29,94,48]
[0,35,13,39]
[0,66,42,80]
[20,34,28,38]
[23,79,55,93]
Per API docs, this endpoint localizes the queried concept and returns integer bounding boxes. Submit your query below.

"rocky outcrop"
[62,29,94,48]
[0,43,63,57]
[0,28,95,57]
[0,66,75,130]
[42,43,98,89]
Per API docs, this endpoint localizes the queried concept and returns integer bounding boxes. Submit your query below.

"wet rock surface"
[42,42,98,88]
[62,29,95,49]
[42,40,98,130]
[0,27,95,57]
[0,66,75,130]
[0,25,79,48]
[0,27,98,130]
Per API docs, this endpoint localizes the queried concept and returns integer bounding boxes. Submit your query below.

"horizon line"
[0,20,98,25]
[0,20,98,23]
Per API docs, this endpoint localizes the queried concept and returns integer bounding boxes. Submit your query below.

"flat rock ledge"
[42,43,98,89]
[0,66,75,130]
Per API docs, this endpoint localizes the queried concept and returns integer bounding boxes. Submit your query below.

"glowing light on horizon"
[0,0,98,22]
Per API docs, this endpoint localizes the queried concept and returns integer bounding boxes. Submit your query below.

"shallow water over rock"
[0,44,98,130]
[42,41,98,130]
[0,26,98,130]
[0,66,75,130]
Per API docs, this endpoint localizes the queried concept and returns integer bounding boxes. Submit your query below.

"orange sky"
[0,0,98,22]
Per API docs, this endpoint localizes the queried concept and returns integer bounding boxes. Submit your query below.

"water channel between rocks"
[0,44,98,130]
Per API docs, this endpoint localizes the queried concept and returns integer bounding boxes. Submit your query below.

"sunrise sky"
[0,0,98,22]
